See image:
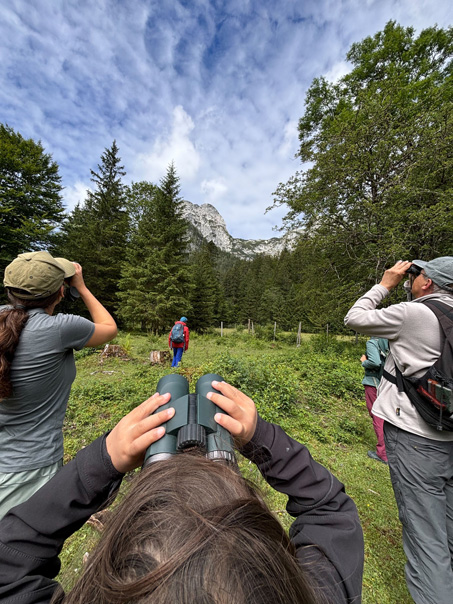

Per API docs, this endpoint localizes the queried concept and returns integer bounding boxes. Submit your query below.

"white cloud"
[63,181,92,212]
[200,178,228,203]
[278,120,299,159]
[133,105,201,183]
[323,60,351,82]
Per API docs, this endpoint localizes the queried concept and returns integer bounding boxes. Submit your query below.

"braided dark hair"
[0,289,61,400]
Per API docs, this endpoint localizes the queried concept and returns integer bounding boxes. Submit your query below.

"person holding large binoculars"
[0,377,364,604]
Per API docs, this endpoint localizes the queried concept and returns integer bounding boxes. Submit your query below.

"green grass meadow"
[59,330,411,603]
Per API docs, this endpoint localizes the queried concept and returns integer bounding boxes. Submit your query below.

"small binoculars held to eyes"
[64,278,80,302]
[143,373,237,467]
[405,264,422,277]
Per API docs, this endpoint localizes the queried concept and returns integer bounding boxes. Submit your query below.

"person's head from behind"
[3,251,76,304]
[59,454,319,604]
[408,256,453,299]
[0,252,76,399]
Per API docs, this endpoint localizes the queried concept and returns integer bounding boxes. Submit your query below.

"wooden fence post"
[296,322,302,347]
[273,321,277,342]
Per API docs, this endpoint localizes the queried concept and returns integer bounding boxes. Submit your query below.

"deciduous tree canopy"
[273,21,453,320]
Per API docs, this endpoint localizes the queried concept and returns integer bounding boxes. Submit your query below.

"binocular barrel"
[143,373,236,467]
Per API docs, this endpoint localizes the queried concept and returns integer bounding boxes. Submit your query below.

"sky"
[0,1,451,240]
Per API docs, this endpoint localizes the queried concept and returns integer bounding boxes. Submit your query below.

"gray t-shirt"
[0,307,95,472]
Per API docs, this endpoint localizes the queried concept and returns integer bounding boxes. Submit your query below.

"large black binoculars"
[143,373,236,466]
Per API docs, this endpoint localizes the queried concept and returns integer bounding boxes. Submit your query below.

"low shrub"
[194,352,300,422]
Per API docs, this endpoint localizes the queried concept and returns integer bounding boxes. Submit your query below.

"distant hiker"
[169,316,189,367]
[345,258,453,604]
[361,337,389,464]
[0,252,117,520]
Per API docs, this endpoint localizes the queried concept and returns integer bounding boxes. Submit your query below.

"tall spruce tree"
[60,141,128,316]
[237,257,265,325]
[0,124,64,272]
[117,164,191,333]
[189,241,222,332]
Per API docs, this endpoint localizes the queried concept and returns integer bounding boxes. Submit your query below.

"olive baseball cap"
[412,257,453,291]
[3,251,76,299]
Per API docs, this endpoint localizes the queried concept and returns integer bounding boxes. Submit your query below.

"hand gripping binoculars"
[143,373,237,467]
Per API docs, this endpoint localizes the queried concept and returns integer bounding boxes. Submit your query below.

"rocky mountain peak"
[180,200,297,259]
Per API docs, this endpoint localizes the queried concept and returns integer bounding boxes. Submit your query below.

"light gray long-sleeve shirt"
[344,285,453,441]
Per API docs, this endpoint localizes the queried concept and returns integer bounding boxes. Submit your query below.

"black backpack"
[383,300,453,431]
[170,323,185,344]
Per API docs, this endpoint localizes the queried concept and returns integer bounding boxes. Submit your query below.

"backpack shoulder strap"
[382,367,405,392]
[421,300,453,337]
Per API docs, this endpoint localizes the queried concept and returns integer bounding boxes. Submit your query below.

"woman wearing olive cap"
[0,251,117,519]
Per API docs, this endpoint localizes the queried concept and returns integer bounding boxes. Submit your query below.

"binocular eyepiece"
[405,264,422,277]
[64,278,80,302]
[143,373,237,467]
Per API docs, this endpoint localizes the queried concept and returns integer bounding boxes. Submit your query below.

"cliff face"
[181,200,297,259]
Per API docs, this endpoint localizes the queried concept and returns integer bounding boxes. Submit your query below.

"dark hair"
[0,289,61,400]
[58,454,321,604]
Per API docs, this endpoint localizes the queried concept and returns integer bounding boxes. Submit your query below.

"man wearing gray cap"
[0,252,117,518]
[345,257,453,604]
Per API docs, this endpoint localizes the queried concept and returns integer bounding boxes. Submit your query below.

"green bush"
[194,352,300,421]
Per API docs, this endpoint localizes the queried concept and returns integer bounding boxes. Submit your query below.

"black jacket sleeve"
[0,421,364,604]
[0,433,124,604]
[240,416,364,603]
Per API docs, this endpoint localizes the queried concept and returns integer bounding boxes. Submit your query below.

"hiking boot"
[367,450,388,465]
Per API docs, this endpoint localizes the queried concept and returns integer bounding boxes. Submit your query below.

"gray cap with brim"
[412,257,453,291]
[3,251,75,299]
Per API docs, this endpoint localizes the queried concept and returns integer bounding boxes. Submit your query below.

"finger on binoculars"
[138,406,174,433]
[207,389,236,414]
[132,408,174,445]
[209,381,250,409]
[210,380,241,400]
[134,392,171,416]
[214,412,243,436]
[392,260,411,270]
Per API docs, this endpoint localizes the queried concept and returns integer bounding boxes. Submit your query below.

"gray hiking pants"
[384,422,453,604]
